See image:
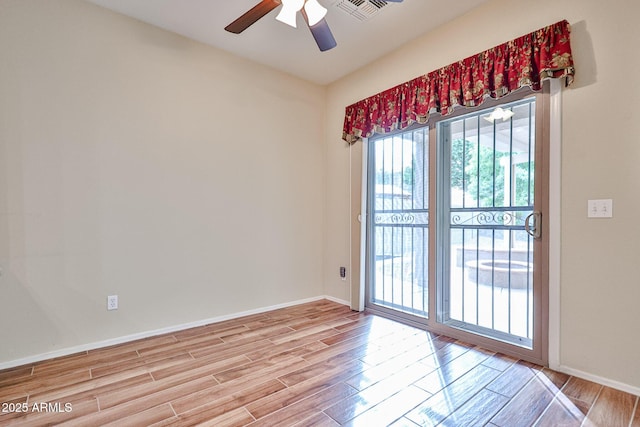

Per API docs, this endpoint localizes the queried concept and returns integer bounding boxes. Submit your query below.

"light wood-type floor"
[0,300,638,426]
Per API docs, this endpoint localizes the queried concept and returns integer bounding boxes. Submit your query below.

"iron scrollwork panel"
[450,209,531,229]
[374,211,429,226]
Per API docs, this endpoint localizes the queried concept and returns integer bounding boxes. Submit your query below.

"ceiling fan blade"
[225,0,281,34]
[302,11,337,52]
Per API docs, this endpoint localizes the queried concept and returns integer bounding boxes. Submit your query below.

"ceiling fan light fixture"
[276,0,305,28]
[304,0,328,26]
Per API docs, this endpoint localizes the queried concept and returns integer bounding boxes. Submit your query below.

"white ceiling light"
[276,0,305,28]
[304,0,328,26]
[484,107,515,123]
[276,0,327,28]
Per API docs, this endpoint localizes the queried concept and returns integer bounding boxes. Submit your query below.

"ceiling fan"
[225,0,403,52]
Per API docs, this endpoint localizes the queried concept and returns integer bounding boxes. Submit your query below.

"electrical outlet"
[107,295,118,311]
[339,267,346,280]
[587,199,613,218]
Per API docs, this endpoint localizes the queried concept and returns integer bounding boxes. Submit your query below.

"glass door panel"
[367,128,429,318]
[439,98,536,348]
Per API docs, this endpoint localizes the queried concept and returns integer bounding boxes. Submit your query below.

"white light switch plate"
[587,199,613,218]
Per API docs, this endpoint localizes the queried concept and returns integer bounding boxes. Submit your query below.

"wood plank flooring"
[0,299,637,426]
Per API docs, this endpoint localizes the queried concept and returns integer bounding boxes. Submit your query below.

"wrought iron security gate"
[438,97,537,348]
[366,92,546,358]
[367,128,429,318]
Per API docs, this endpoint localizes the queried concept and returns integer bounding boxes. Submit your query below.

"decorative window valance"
[342,20,574,144]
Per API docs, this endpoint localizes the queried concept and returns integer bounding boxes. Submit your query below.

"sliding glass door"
[366,91,548,363]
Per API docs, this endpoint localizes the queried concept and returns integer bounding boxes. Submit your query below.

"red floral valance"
[342,20,575,144]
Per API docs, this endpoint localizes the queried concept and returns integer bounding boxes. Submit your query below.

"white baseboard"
[0,295,349,371]
[323,295,351,307]
[554,364,640,397]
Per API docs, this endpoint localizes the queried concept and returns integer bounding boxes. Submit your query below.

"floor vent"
[332,0,391,22]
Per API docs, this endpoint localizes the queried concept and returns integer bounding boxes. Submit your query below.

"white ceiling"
[87,0,490,85]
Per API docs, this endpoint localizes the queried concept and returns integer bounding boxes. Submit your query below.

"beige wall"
[0,0,326,363]
[325,0,640,390]
[2,0,639,395]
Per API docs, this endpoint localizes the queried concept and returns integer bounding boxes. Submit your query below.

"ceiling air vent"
[332,0,391,22]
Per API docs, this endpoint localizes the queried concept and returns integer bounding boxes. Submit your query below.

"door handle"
[524,212,542,239]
